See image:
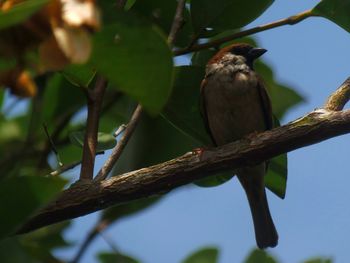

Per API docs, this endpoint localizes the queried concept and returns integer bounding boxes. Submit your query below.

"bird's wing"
[256,77,273,130]
[200,77,217,146]
[256,77,274,171]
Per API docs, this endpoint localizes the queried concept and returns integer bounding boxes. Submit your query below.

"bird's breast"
[204,70,266,145]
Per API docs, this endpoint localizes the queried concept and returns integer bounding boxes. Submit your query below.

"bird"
[200,43,278,249]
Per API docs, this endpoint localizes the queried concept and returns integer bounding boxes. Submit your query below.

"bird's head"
[208,43,267,69]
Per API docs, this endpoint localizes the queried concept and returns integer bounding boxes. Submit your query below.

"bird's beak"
[248,48,267,59]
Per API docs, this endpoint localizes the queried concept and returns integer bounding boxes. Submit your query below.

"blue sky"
[55,1,350,262]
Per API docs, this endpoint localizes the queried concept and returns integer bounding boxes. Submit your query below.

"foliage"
[0,0,349,262]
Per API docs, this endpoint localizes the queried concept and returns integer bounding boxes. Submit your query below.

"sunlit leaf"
[90,12,173,114]
[69,131,116,152]
[183,247,219,263]
[244,249,278,263]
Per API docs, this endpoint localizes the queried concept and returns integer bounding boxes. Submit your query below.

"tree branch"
[167,0,186,45]
[94,0,187,182]
[70,2,189,261]
[174,9,314,56]
[324,77,350,111]
[16,76,350,233]
[94,104,143,181]
[79,77,107,180]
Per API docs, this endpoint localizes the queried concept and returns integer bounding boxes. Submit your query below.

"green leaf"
[20,221,71,251]
[62,64,96,88]
[0,58,16,71]
[190,0,273,35]
[191,50,217,67]
[126,0,137,10]
[112,113,197,176]
[19,222,72,262]
[244,249,278,263]
[0,0,49,30]
[90,12,173,114]
[194,173,233,187]
[0,176,66,238]
[313,0,350,33]
[163,66,210,144]
[57,143,82,164]
[102,197,160,222]
[304,258,333,263]
[132,0,177,34]
[0,117,22,143]
[98,252,139,263]
[183,247,219,263]
[255,61,304,119]
[42,74,86,124]
[265,154,287,199]
[131,0,193,47]
[69,131,117,152]
[0,238,35,263]
[99,92,134,133]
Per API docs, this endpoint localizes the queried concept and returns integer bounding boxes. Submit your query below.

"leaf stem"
[167,0,186,45]
[174,9,314,56]
[94,104,143,181]
[71,220,109,263]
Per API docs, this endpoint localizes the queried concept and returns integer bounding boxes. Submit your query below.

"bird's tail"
[237,166,278,249]
[246,187,278,249]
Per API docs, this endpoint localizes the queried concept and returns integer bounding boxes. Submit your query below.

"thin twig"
[72,2,189,261]
[174,9,315,56]
[79,77,107,180]
[100,231,119,253]
[167,0,186,45]
[49,151,105,177]
[94,0,187,182]
[324,78,350,111]
[70,221,109,263]
[43,123,63,166]
[94,104,143,181]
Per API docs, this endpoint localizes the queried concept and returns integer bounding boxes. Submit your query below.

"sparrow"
[200,43,278,249]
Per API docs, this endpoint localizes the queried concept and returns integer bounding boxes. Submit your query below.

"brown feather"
[200,43,278,249]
